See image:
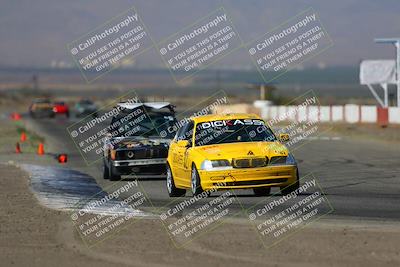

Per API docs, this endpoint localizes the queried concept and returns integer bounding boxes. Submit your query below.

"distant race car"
[29,98,54,118]
[52,101,69,118]
[74,99,98,118]
[166,113,299,197]
[103,102,177,180]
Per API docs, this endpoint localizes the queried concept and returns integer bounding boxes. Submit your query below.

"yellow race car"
[166,113,299,197]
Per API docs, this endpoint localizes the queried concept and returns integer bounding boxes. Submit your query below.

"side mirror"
[279,133,290,142]
[177,140,190,148]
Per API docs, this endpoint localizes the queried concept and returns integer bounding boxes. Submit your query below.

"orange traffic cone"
[15,142,21,153]
[20,132,27,142]
[37,142,45,155]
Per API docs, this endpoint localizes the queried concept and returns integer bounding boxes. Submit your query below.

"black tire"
[253,187,271,196]
[191,165,204,196]
[166,163,186,197]
[66,111,70,118]
[280,167,300,195]
[103,162,109,179]
[109,161,121,181]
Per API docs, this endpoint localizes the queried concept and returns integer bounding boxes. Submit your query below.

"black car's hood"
[111,136,171,148]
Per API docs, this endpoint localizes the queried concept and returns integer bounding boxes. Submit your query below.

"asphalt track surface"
[26,116,400,222]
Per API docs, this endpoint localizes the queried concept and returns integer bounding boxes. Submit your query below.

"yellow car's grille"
[252,157,267,167]
[233,159,250,168]
[232,157,267,168]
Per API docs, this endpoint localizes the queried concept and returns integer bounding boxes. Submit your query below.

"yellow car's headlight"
[269,153,297,166]
[200,159,232,171]
[285,153,297,165]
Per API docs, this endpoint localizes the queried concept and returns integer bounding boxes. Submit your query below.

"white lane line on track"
[19,164,153,217]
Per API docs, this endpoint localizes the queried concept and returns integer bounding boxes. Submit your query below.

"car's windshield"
[194,119,276,146]
[110,106,176,138]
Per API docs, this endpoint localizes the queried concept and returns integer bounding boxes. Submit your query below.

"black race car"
[103,102,177,180]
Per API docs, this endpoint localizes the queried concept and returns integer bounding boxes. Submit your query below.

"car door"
[181,122,194,187]
[170,123,188,186]
[175,121,194,188]
[169,126,183,163]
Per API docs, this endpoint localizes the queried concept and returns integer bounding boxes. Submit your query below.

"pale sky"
[0,0,399,68]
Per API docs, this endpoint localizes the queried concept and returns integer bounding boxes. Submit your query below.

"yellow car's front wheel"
[280,167,300,195]
[253,187,271,196]
[166,163,186,197]
[191,165,204,196]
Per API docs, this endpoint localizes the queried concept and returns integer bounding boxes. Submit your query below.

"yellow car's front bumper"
[198,165,297,190]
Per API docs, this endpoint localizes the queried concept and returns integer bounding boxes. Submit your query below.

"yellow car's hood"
[195,141,288,160]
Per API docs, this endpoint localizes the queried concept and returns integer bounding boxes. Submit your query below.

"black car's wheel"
[280,167,300,195]
[253,187,271,196]
[191,165,204,196]
[109,161,121,181]
[166,163,186,197]
[103,161,109,179]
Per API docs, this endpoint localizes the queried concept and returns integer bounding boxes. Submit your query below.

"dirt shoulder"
[328,123,400,144]
[0,163,112,267]
[0,162,399,267]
